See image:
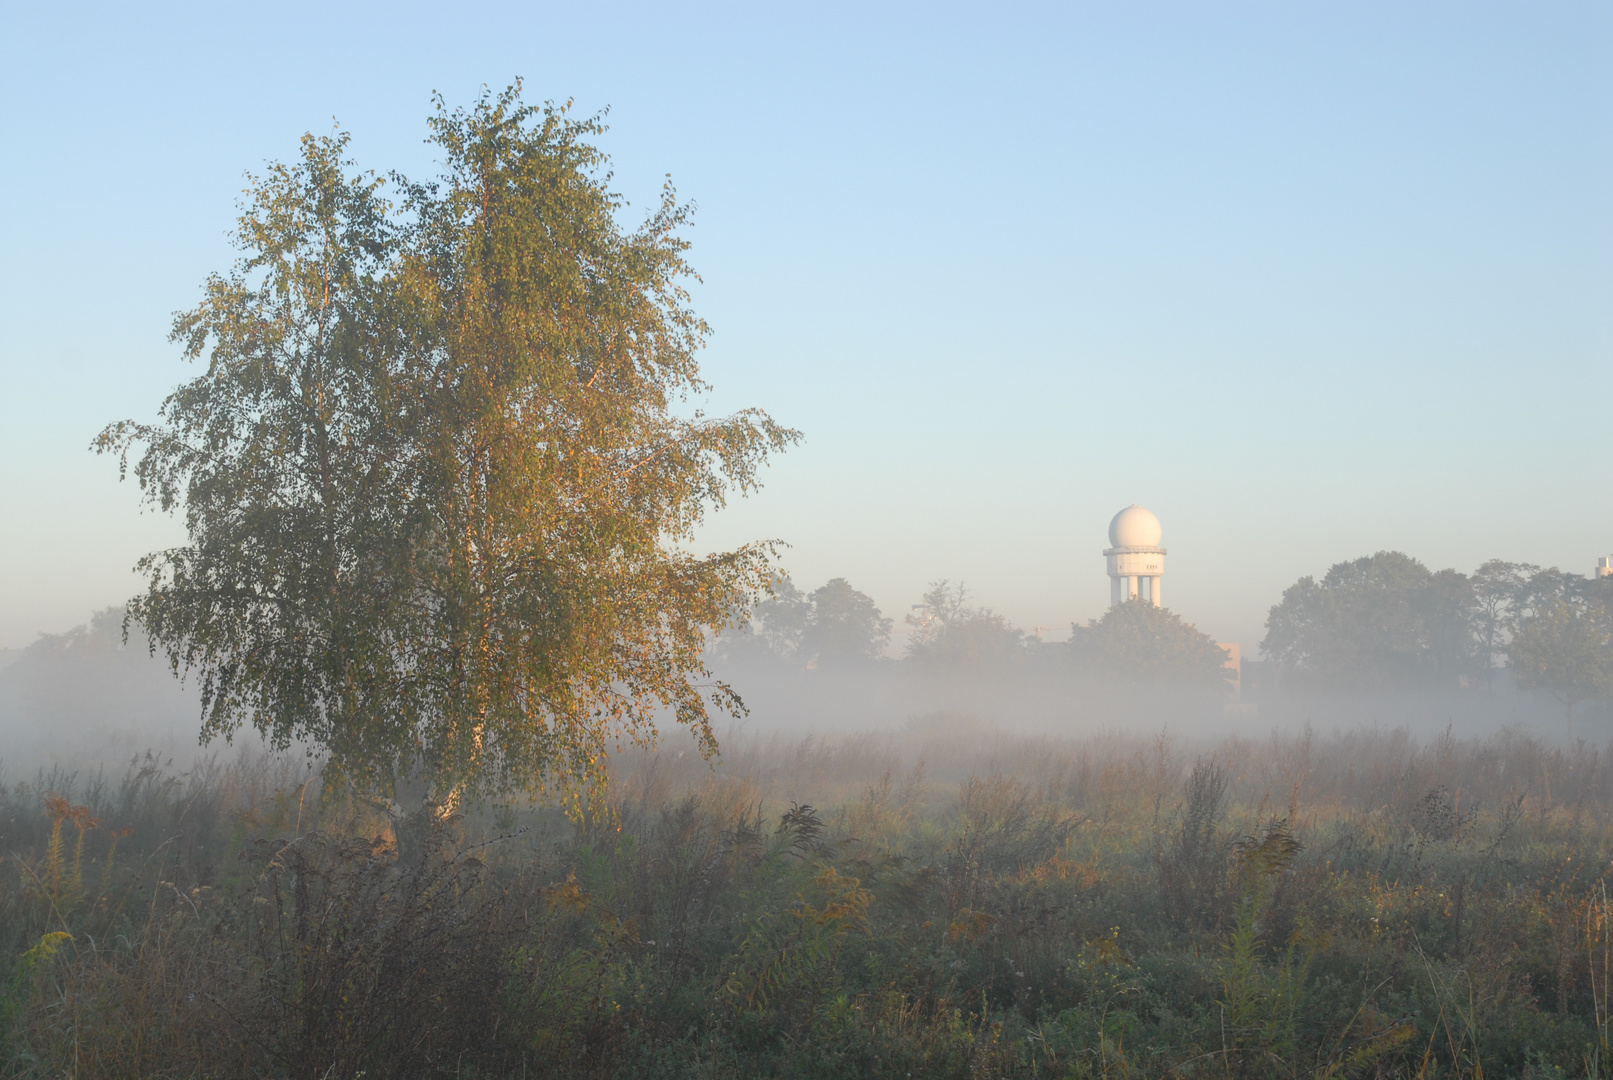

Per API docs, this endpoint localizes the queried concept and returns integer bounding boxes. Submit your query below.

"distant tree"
[1070,600,1232,689]
[1416,568,1485,688]
[1510,567,1589,623]
[96,86,796,807]
[1509,574,1613,732]
[1470,560,1539,688]
[801,578,891,665]
[747,575,812,663]
[904,581,1024,668]
[0,608,195,734]
[1261,551,1479,692]
[727,575,890,668]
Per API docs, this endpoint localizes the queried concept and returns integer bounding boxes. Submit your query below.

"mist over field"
[1,3,1609,1073]
[2,510,1608,1078]
[4,548,1602,780]
[0,610,202,769]
[4,660,1612,1077]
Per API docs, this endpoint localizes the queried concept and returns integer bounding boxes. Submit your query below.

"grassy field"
[2,717,1610,1078]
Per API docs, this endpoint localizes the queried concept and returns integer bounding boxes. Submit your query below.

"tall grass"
[2,720,1611,1078]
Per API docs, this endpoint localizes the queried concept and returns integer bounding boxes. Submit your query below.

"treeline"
[0,609,201,766]
[1262,552,1613,714]
[717,579,1231,690]
[716,552,1613,713]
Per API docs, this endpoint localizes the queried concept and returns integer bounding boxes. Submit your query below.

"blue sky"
[1,1,1609,652]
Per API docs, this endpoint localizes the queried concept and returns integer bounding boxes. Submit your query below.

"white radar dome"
[1108,505,1163,549]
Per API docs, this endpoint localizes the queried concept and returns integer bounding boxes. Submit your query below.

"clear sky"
[1,2,1609,653]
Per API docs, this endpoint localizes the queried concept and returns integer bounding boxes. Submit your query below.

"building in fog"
[1598,556,1612,579]
[1105,505,1165,607]
[1100,504,1247,699]
[1219,642,1242,695]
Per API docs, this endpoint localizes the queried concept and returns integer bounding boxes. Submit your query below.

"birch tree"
[97,84,798,806]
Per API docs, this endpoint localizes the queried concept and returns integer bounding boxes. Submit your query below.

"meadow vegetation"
[18,77,1607,1080]
[4,720,1613,1078]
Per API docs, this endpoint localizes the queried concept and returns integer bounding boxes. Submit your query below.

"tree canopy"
[1471,559,1540,687]
[903,581,1024,669]
[802,578,893,666]
[1262,552,1613,711]
[725,575,891,668]
[1261,551,1478,692]
[1509,574,1613,725]
[97,85,797,804]
[1068,599,1232,689]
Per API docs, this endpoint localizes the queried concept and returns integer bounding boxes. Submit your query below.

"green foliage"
[1155,759,1234,927]
[1510,576,1613,725]
[1472,559,1540,683]
[725,865,872,1017]
[1263,551,1480,691]
[1071,598,1233,689]
[1220,818,1313,1072]
[1262,553,1613,712]
[0,932,72,1062]
[96,84,797,804]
